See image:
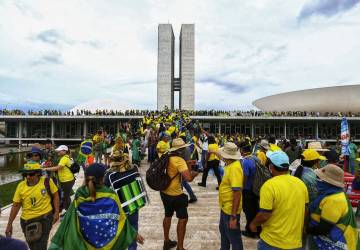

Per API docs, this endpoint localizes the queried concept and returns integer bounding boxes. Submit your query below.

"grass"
[0,180,21,207]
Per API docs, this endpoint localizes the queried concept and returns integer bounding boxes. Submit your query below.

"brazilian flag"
[76,140,94,165]
[49,186,136,250]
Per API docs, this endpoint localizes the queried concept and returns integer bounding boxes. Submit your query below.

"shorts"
[160,192,188,219]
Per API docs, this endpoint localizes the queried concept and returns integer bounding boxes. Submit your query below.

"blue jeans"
[200,150,208,170]
[148,145,156,163]
[257,239,303,250]
[219,211,243,250]
[182,181,196,200]
[127,210,139,250]
[349,158,356,175]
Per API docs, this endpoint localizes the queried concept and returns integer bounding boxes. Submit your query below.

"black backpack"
[146,152,180,191]
[69,162,80,174]
[252,157,272,196]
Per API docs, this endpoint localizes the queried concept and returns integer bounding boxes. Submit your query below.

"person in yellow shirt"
[160,138,198,250]
[156,134,170,158]
[218,142,244,250]
[42,145,75,214]
[256,139,269,166]
[5,162,59,250]
[250,150,309,249]
[198,136,222,189]
[307,164,359,249]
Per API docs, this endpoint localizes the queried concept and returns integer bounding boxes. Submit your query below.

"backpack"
[68,161,80,174]
[252,157,272,196]
[146,152,180,191]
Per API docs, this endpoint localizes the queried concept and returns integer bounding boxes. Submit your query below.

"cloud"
[0,0,360,111]
[298,0,360,21]
[34,29,70,45]
[199,78,249,93]
[32,53,63,65]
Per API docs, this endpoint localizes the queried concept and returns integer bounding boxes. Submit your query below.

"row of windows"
[5,121,360,140]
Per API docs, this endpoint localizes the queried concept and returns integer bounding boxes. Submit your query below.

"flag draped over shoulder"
[49,186,136,250]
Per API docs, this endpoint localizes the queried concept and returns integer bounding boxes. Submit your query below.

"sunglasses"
[23,172,37,177]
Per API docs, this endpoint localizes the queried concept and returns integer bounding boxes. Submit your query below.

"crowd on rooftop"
[1,108,360,118]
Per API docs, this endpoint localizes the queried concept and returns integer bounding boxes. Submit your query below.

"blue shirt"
[242,157,256,190]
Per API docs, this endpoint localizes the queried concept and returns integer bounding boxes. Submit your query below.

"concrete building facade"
[157,24,195,110]
[157,24,175,110]
[180,24,195,110]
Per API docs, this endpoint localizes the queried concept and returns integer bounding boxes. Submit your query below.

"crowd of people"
[2,108,360,117]
[1,109,360,250]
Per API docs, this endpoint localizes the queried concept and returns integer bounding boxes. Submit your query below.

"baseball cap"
[55,145,69,151]
[302,149,326,161]
[266,150,290,168]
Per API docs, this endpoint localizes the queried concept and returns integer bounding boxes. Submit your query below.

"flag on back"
[49,185,136,250]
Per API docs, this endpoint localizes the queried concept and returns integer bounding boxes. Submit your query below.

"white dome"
[70,99,136,112]
[253,84,360,113]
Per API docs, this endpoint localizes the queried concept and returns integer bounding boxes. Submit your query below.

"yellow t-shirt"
[260,174,309,249]
[162,156,188,196]
[93,134,103,143]
[208,143,220,161]
[57,155,74,182]
[257,151,267,166]
[13,177,58,220]
[219,160,243,215]
[156,141,170,158]
[310,192,359,250]
[270,143,281,151]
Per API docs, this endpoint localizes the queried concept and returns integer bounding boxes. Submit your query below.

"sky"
[0,0,360,111]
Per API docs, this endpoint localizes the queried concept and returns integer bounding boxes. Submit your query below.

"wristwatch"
[230,215,237,220]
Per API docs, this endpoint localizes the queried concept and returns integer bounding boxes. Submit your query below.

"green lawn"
[0,180,21,207]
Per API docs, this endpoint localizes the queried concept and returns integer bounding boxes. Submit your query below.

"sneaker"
[197,182,206,187]
[241,230,257,239]
[189,198,197,203]
[163,239,177,250]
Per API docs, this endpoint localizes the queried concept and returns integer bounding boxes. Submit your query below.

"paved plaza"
[0,159,258,249]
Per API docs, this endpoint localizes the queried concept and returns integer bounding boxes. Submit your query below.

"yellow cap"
[302,149,326,161]
[356,158,360,162]
[20,162,42,172]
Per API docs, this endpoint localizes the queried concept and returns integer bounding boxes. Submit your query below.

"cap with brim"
[260,139,270,150]
[55,145,68,151]
[302,149,327,161]
[20,162,42,173]
[266,150,290,168]
[314,164,344,188]
[27,147,44,159]
[307,141,329,152]
[168,138,189,152]
[219,142,241,160]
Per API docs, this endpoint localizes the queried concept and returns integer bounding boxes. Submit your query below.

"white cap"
[55,145,69,151]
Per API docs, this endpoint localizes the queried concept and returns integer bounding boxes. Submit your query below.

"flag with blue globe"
[49,186,136,250]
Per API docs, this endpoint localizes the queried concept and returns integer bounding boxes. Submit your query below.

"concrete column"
[18,120,22,145]
[315,122,319,140]
[83,121,88,138]
[117,120,121,135]
[218,122,221,134]
[251,122,255,138]
[51,120,55,142]
[284,121,287,139]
